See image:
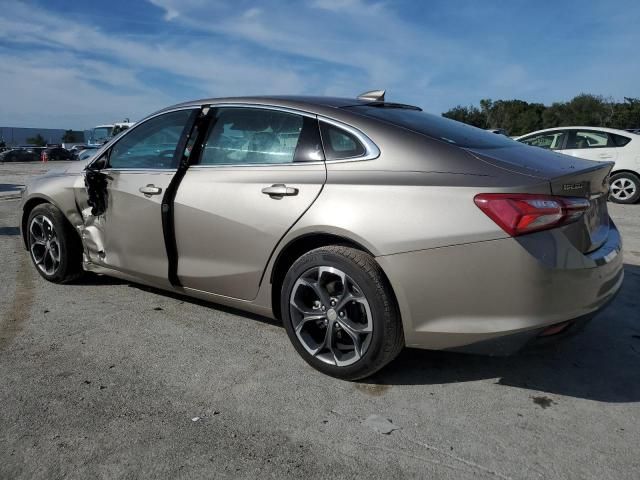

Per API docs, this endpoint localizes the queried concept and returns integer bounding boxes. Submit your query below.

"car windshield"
[345,105,517,149]
[92,127,113,142]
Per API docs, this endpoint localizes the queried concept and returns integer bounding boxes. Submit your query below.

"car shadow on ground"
[75,263,640,403]
[370,263,640,403]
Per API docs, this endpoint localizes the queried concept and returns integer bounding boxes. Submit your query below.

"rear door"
[80,108,198,288]
[174,105,326,300]
[562,129,619,163]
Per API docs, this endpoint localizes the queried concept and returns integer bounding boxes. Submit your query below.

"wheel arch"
[610,168,640,179]
[21,196,79,250]
[21,197,51,249]
[269,232,399,322]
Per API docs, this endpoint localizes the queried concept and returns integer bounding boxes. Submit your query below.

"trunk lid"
[466,144,613,253]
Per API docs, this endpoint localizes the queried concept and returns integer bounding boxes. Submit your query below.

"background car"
[75,146,99,161]
[0,147,41,162]
[40,147,73,162]
[20,95,623,379]
[516,127,640,204]
[42,146,73,162]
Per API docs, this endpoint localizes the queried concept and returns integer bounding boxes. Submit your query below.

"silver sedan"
[20,93,623,379]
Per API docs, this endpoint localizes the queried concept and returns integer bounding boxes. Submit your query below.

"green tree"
[26,134,46,147]
[443,93,638,134]
[442,105,486,128]
[610,97,640,129]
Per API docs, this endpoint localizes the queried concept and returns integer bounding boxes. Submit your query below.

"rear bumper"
[377,220,624,352]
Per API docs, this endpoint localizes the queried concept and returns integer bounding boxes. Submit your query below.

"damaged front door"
[81,108,198,288]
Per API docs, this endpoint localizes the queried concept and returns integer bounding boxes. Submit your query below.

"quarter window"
[108,110,194,169]
[320,122,366,159]
[200,108,323,165]
[610,133,631,147]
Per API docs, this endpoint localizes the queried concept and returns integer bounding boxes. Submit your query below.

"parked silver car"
[20,93,623,379]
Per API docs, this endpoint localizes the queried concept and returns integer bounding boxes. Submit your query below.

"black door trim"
[161,107,215,286]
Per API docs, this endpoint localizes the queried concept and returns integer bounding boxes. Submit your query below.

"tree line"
[25,130,83,147]
[442,94,640,136]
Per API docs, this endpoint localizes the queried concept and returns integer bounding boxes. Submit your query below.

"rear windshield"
[345,106,517,149]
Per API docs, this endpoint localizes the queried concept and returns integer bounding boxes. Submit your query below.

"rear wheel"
[609,172,640,204]
[27,204,83,283]
[281,246,403,380]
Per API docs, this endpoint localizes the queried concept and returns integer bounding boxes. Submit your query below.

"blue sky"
[1,0,639,129]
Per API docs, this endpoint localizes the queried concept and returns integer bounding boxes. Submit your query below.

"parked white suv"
[516,127,640,204]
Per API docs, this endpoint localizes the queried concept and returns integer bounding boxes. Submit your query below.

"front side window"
[566,130,610,149]
[108,110,193,169]
[519,131,566,150]
[200,108,323,165]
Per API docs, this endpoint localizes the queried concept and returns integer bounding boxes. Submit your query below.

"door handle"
[598,153,613,159]
[139,184,163,196]
[261,184,299,198]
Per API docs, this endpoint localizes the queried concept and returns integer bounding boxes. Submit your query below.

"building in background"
[0,127,85,147]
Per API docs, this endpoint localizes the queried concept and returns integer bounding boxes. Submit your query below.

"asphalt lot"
[1,162,639,479]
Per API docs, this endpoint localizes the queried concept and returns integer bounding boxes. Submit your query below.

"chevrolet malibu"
[20,93,624,379]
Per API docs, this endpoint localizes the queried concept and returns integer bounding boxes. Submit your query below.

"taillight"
[474,193,590,236]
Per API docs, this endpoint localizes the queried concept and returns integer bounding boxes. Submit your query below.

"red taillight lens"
[474,193,590,236]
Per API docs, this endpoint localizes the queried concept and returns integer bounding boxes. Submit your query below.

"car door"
[80,108,198,288]
[562,129,619,163]
[173,105,326,300]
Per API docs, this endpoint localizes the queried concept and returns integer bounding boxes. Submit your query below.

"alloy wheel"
[289,266,373,367]
[610,177,637,201]
[29,215,61,276]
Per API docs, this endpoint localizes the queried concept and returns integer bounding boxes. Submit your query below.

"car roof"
[171,95,372,110]
[516,126,635,139]
[151,96,395,121]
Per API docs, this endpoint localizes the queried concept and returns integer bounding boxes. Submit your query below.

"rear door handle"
[598,153,613,159]
[261,184,299,198]
[139,184,163,196]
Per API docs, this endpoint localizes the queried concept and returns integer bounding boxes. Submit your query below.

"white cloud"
[1,0,638,129]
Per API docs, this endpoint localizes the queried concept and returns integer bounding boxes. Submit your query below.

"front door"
[174,106,327,300]
[81,108,197,287]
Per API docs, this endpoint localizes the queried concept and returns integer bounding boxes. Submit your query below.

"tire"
[27,203,83,283]
[281,246,404,380]
[609,172,640,204]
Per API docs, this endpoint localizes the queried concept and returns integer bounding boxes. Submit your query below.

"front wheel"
[281,246,404,380]
[609,172,640,204]
[27,204,83,283]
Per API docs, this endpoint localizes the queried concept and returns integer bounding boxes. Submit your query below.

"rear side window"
[319,122,366,159]
[345,105,516,149]
[565,130,610,149]
[200,108,323,165]
[610,133,632,147]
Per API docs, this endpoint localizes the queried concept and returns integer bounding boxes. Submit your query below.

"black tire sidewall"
[610,172,640,204]
[281,248,395,380]
[27,204,78,283]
